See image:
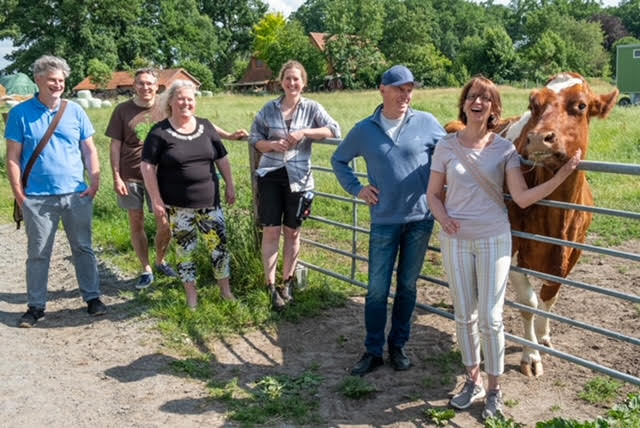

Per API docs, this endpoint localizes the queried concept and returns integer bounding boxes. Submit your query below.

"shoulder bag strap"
[21,100,68,188]
[450,133,505,209]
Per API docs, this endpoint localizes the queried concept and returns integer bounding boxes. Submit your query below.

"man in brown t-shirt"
[105,68,176,289]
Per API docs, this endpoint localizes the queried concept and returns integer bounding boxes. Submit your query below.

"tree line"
[1,0,639,91]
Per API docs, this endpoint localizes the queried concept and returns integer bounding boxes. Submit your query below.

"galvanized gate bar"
[301,237,369,263]
[503,194,640,220]
[298,260,640,387]
[511,230,640,262]
[313,165,368,179]
[309,215,370,233]
[518,159,640,175]
[510,265,640,303]
[314,191,367,205]
[505,333,640,386]
[506,300,640,346]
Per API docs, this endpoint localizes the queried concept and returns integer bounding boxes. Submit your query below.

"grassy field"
[0,81,639,339]
[1,83,639,426]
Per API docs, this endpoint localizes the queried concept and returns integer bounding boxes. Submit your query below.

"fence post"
[248,143,262,245]
[350,158,358,281]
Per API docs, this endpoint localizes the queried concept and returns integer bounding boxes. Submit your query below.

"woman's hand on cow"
[358,185,379,205]
[558,148,582,179]
[439,215,460,236]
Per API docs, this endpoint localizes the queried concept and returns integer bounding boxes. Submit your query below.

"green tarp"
[0,73,37,95]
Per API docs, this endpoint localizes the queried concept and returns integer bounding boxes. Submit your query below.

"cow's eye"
[578,102,587,111]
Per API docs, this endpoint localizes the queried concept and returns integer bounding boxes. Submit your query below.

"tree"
[87,59,113,89]
[253,14,327,89]
[290,0,332,33]
[180,60,215,91]
[522,9,610,77]
[378,0,451,86]
[521,30,570,82]
[590,13,629,50]
[458,27,519,83]
[197,0,268,81]
[612,0,640,39]
[0,0,220,87]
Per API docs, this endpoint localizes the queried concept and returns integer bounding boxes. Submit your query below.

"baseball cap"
[381,65,414,86]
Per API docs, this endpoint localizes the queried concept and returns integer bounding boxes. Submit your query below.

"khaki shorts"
[117,181,152,212]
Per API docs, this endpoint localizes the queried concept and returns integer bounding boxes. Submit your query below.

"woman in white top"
[426,76,580,419]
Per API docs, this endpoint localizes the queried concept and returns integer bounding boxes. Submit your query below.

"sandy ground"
[0,222,637,427]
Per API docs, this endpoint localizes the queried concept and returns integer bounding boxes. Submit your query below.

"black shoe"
[268,284,285,311]
[87,298,107,316]
[350,352,384,376]
[389,346,411,371]
[19,307,45,328]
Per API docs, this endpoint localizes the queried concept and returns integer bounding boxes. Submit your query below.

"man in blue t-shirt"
[332,65,446,376]
[5,55,106,327]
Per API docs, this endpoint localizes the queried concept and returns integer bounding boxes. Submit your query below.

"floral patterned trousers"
[168,206,230,283]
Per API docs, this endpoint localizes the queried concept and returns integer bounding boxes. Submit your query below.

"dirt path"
[0,223,637,427]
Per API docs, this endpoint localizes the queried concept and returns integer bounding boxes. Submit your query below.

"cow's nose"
[527,131,555,148]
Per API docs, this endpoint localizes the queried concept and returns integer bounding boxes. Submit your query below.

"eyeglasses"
[465,93,492,103]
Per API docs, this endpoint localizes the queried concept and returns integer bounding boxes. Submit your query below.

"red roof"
[73,68,202,91]
[309,32,329,52]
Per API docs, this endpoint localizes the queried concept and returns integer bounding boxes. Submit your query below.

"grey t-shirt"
[431,133,521,240]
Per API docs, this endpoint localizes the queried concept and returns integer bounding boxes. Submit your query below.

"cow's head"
[522,73,618,169]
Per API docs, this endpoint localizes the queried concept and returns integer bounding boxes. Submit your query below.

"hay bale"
[202,90,213,97]
[88,98,102,109]
[195,90,202,97]
[101,100,112,107]
[77,90,92,99]
[75,98,90,109]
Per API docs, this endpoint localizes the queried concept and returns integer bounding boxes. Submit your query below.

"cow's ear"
[591,89,619,119]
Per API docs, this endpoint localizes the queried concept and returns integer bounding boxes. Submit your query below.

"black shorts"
[258,167,304,229]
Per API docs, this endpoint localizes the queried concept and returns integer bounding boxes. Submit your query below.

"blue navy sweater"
[331,105,445,224]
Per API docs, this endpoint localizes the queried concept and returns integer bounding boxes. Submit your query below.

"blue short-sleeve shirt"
[5,96,95,195]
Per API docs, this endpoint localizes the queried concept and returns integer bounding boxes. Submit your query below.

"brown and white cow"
[447,73,619,377]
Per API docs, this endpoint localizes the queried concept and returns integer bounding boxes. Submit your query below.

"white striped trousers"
[440,232,511,376]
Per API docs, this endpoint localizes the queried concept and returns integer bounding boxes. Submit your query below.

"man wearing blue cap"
[332,65,445,375]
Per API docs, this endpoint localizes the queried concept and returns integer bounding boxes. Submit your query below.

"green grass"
[337,376,377,399]
[579,376,624,405]
[424,407,456,426]
[208,369,324,425]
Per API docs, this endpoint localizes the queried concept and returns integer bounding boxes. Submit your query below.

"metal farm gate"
[249,139,640,386]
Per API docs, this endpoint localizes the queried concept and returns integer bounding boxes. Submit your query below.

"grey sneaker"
[450,378,486,409]
[482,389,504,420]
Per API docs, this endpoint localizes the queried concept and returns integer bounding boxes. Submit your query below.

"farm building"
[230,32,344,92]
[73,68,201,97]
[616,43,640,106]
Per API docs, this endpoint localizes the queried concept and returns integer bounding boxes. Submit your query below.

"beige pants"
[440,232,511,376]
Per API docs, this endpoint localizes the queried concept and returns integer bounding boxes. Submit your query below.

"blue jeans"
[22,193,100,310]
[364,218,434,357]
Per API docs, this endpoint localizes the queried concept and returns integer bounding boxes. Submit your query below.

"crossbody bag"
[449,133,506,209]
[12,100,68,229]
